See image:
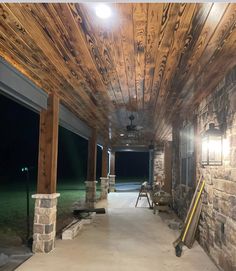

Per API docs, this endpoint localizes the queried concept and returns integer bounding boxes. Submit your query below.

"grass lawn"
[0,177,143,244]
[0,179,90,243]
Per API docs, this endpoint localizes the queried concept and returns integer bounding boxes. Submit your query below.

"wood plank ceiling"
[0,3,235,147]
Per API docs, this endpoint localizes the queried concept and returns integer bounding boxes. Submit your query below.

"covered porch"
[0,2,236,271]
[16,192,217,271]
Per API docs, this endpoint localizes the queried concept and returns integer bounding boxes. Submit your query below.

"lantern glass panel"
[201,137,208,165]
[208,135,222,165]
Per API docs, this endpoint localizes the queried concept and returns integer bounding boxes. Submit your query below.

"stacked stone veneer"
[109,175,116,192]
[153,146,164,182]
[85,181,97,208]
[196,66,236,271]
[172,185,194,220]
[32,193,60,253]
[100,177,109,199]
[172,66,236,270]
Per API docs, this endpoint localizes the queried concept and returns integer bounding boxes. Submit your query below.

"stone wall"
[172,66,236,270]
[196,66,236,271]
[153,145,164,182]
[172,184,194,220]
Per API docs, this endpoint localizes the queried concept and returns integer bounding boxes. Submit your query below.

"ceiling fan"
[126,115,143,132]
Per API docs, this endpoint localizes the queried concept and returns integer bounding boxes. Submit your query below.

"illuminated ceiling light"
[126,144,129,146]
[120,133,125,137]
[95,4,112,19]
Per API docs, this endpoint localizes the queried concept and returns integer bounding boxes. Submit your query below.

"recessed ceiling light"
[126,144,129,146]
[95,4,112,19]
[120,133,125,137]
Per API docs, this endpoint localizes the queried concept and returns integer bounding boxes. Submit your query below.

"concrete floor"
[17,193,218,271]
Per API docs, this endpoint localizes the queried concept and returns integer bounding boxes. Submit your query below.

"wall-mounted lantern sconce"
[201,123,223,166]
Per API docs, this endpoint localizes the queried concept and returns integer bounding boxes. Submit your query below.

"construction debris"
[62,212,97,240]
[173,175,205,257]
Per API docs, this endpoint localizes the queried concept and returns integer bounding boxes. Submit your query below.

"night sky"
[0,93,148,184]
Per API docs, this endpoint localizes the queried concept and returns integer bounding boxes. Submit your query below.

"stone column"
[32,193,60,253]
[33,94,60,253]
[100,177,109,199]
[109,175,116,192]
[85,181,97,208]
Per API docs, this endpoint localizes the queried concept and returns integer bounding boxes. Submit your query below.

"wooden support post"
[110,151,115,175]
[33,93,60,253]
[86,129,97,207]
[102,145,108,177]
[109,151,116,192]
[100,145,109,199]
[87,129,97,181]
[37,94,59,194]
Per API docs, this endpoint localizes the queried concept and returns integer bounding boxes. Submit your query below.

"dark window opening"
[115,151,149,182]
[180,124,195,187]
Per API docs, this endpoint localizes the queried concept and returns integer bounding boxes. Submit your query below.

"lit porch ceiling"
[0,3,235,147]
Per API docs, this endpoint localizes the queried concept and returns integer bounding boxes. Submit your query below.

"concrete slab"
[16,193,218,271]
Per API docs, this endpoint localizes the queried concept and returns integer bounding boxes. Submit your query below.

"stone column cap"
[100,177,109,180]
[109,175,116,177]
[32,193,60,199]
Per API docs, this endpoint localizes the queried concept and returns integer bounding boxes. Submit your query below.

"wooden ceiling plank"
[119,4,137,112]
[174,3,226,89]
[153,3,197,129]
[3,4,109,129]
[109,20,131,106]
[67,4,118,103]
[0,40,96,125]
[161,3,235,129]
[153,3,214,138]
[188,24,236,108]
[108,28,132,128]
[28,3,111,122]
[133,3,148,111]
[0,7,108,129]
[64,3,122,130]
[78,4,127,108]
[198,4,235,71]
[1,3,236,145]
[144,3,163,106]
[159,25,236,140]
[149,3,180,108]
[155,13,236,141]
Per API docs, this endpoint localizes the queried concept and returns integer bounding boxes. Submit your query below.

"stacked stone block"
[85,181,97,208]
[153,146,164,182]
[196,66,236,271]
[172,184,194,220]
[32,193,60,253]
[100,177,109,199]
[109,175,116,192]
[172,65,236,271]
